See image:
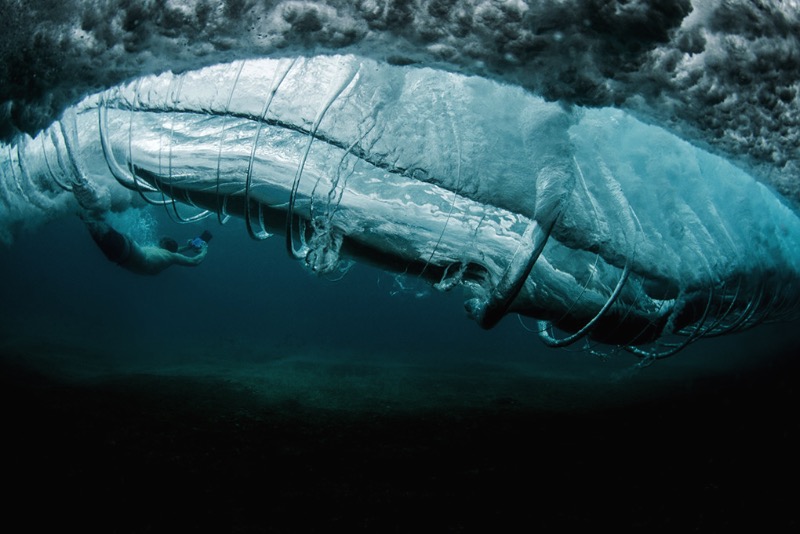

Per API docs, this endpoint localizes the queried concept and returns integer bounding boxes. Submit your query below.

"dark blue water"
[2,209,799,530]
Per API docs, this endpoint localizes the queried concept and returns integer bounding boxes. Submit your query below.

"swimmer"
[82,214,209,275]
[71,174,210,275]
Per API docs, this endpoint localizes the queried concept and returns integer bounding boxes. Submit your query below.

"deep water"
[2,209,799,531]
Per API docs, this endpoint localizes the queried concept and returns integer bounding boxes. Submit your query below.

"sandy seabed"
[1,338,798,532]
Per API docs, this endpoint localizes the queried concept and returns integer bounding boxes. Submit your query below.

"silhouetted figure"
[82,214,209,275]
[72,175,210,275]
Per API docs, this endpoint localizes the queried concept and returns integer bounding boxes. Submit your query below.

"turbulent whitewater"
[2,54,799,358]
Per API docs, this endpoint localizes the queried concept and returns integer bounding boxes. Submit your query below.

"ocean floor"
[2,334,799,532]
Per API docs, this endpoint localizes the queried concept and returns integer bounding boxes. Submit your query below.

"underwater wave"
[2,54,799,359]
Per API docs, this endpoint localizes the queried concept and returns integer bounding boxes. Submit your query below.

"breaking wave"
[2,54,799,359]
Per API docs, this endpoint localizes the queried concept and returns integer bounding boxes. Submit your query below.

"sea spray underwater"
[3,54,800,358]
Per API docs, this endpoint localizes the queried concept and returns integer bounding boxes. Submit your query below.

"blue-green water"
[2,209,799,530]
[2,1,800,530]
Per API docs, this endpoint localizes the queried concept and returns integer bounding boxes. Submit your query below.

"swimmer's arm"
[127,245,206,275]
[171,245,208,266]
